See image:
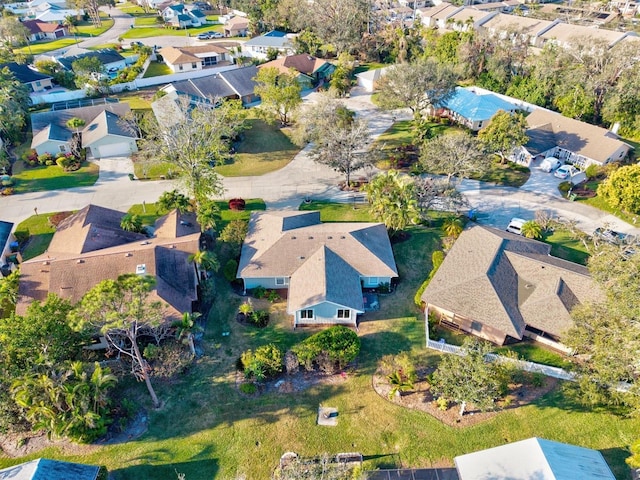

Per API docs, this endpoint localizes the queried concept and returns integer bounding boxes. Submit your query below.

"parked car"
[593,227,635,245]
[554,165,579,179]
[206,31,223,38]
[506,218,526,235]
[197,33,210,40]
[540,157,562,173]
[130,41,144,47]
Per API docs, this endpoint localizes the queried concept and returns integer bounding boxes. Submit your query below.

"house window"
[471,321,482,331]
[275,277,288,286]
[477,121,483,128]
[300,309,313,319]
[337,309,350,319]
[366,277,379,286]
[202,56,218,66]
[35,81,41,87]
[191,62,197,69]
[59,145,67,152]
[179,64,184,71]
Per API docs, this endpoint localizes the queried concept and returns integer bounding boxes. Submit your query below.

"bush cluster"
[291,325,360,373]
[22,150,81,171]
[228,198,246,211]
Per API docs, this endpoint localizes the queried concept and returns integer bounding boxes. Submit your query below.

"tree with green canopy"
[365,170,422,234]
[478,110,528,164]
[254,67,302,126]
[597,164,640,215]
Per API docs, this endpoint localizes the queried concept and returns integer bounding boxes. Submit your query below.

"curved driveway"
[3,88,639,237]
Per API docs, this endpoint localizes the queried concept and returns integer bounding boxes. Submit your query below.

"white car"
[554,165,579,180]
[506,218,526,235]
[540,157,561,173]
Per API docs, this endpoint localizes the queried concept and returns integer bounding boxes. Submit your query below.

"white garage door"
[95,142,132,158]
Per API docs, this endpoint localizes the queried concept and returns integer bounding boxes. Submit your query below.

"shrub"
[284,350,299,375]
[292,325,360,372]
[1,175,13,187]
[249,310,270,328]
[228,198,246,211]
[241,343,283,380]
[37,153,53,165]
[585,164,601,180]
[267,289,280,303]
[530,372,546,388]
[238,301,252,316]
[1,187,14,196]
[436,397,449,411]
[252,286,267,299]
[239,382,257,395]
[48,211,74,227]
[56,156,72,170]
[223,259,238,282]
[558,181,572,193]
[13,230,29,244]
[414,250,445,307]
[219,219,248,247]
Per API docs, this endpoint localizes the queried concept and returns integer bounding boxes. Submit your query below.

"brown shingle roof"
[225,16,249,28]
[539,23,627,46]
[159,46,200,65]
[23,20,65,34]
[525,109,632,164]
[422,224,601,340]
[154,210,200,239]
[480,13,554,36]
[16,206,200,318]
[238,211,398,280]
[258,54,330,76]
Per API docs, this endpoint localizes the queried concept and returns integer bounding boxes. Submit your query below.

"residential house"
[223,15,249,37]
[468,0,521,13]
[443,7,497,31]
[28,2,83,23]
[0,458,101,480]
[397,0,428,8]
[56,48,127,72]
[16,206,201,320]
[416,3,463,28]
[22,19,68,41]
[478,12,556,44]
[237,211,398,328]
[159,45,230,73]
[421,224,602,348]
[513,108,633,168]
[157,64,259,107]
[536,22,633,48]
[355,66,389,93]
[436,86,520,131]
[241,30,295,60]
[0,61,53,92]
[161,4,208,27]
[257,54,336,88]
[455,438,616,480]
[31,103,138,157]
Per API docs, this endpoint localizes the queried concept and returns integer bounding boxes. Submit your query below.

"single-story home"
[31,102,138,158]
[224,15,249,37]
[0,458,101,480]
[0,61,53,92]
[443,7,497,32]
[22,19,68,41]
[56,48,127,73]
[355,67,389,93]
[237,211,398,328]
[27,2,83,23]
[513,108,633,168]
[422,224,602,348]
[455,437,616,480]
[16,205,201,320]
[436,86,520,131]
[159,45,230,73]
[241,30,295,60]
[156,64,259,108]
[258,54,336,88]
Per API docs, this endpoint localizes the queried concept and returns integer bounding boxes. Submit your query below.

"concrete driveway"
[519,162,564,198]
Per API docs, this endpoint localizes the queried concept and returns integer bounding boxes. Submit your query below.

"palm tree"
[387,369,416,399]
[521,220,542,239]
[189,250,219,273]
[120,213,144,233]
[66,117,85,156]
[173,312,202,357]
[64,15,78,45]
[442,216,464,239]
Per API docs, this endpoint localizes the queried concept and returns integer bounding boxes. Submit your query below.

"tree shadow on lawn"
[532,382,634,417]
[600,447,632,480]
[358,330,416,374]
[110,458,218,480]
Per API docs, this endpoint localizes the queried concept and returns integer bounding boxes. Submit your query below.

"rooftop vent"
[327,236,333,239]
[140,241,151,245]
[291,236,296,239]
[42,261,50,266]
[76,259,84,264]
[136,264,146,275]
[340,236,346,239]
[125,252,133,257]
[308,236,314,239]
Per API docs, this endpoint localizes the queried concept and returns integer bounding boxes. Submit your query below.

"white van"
[540,157,562,173]
[506,218,526,235]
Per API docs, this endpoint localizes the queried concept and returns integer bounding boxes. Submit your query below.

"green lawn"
[1,204,637,479]
[121,23,223,39]
[542,228,591,265]
[143,61,172,78]
[11,162,99,194]
[76,17,114,37]
[117,2,148,14]
[474,160,530,188]
[133,160,176,180]
[496,341,572,369]
[353,62,386,76]
[14,212,72,260]
[215,118,301,177]
[127,199,266,228]
[16,38,78,55]
[299,200,376,223]
[576,183,639,225]
[111,89,154,110]
[134,16,161,27]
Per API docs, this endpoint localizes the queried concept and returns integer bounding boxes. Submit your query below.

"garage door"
[95,142,132,158]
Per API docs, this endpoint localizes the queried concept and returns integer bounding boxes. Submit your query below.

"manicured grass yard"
[16,37,77,55]
[576,181,639,226]
[11,161,99,194]
[542,228,590,265]
[215,118,300,177]
[14,214,58,260]
[1,203,636,479]
[120,23,223,39]
[473,160,530,188]
[299,200,376,223]
[143,61,172,78]
[76,17,114,37]
[134,16,161,27]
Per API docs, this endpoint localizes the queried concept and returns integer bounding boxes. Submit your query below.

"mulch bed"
[372,368,558,428]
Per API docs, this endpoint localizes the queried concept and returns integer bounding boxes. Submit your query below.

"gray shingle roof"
[288,246,365,313]
[81,110,137,147]
[219,65,258,97]
[422,224,601,340]
[57,48,125,70]
[0,62,52,84]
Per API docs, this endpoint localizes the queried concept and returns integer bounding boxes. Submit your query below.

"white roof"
[455,437,616,480]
